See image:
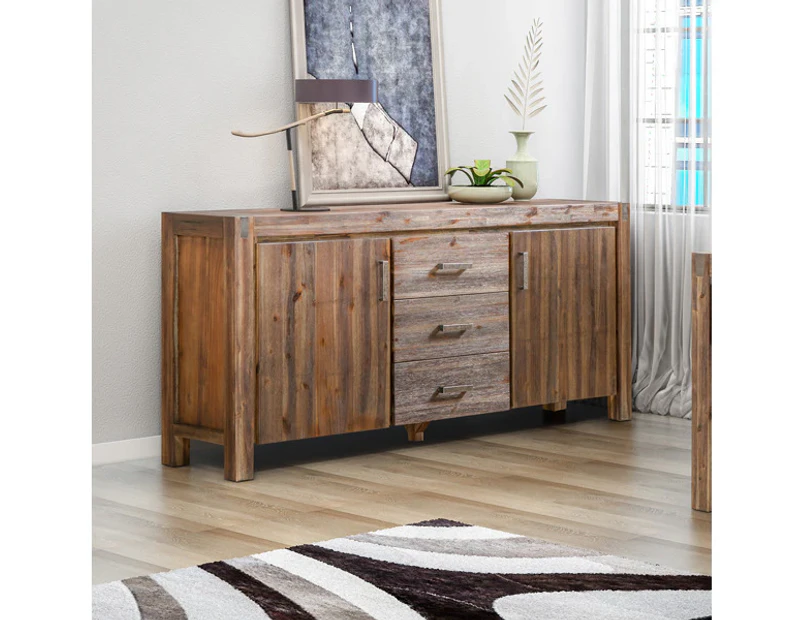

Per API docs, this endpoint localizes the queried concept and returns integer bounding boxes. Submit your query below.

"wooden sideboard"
[162,200,632,481]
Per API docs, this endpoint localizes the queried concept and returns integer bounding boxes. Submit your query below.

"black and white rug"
[93,519,712,619]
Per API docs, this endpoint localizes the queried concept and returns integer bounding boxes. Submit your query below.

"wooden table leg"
[692,253,712,512]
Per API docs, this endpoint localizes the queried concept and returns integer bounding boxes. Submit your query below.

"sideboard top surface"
[165,199,623,240]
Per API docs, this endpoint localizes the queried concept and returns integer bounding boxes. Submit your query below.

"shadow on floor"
[190,401,608,473]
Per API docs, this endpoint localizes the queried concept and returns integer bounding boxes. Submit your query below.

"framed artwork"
[290,0,449,207]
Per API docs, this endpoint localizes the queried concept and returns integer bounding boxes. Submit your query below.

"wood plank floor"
[93,410,711,584]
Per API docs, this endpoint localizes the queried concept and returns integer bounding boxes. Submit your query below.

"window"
[637,0,711,210]
[677,0,711,208]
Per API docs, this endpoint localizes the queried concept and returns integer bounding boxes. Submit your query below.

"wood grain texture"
[511,228,617,408]
[223,217,256,482]
[161,214,189,467]
[562,227,617,400]
[691,253,711,512]
[510,230,559,406]
[393,293,509,363]
[257,238,391,444]
[161,214,256,481]
[609,203,633,421]
[172,424,224,445]
[394,352,510,425]
[543,402,567,412]
[392,232,509,299]
[166,200,620,240]
[162,200,631,482]
[175,234,228,431]
[405,422,430,442]
[173,215,226,238]
[259,241,315,441]
[94,413,709,585]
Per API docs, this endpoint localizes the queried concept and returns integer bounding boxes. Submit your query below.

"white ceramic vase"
[506,131,539,201]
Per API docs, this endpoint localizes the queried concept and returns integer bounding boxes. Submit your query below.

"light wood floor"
[93,411,711,584]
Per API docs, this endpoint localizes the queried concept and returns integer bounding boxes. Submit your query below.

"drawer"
[394,293,509,363]
[392,232,509,299]
[393,352,510,425]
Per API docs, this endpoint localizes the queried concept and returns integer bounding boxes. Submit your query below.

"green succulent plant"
[445,160,524,189]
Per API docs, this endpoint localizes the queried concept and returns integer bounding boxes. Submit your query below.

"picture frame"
[289,0,450,208]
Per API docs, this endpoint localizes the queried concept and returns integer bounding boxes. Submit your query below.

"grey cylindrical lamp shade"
[295,79,378,103]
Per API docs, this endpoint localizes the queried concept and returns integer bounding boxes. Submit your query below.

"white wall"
[93,0,587,443]
[443,0,586,198]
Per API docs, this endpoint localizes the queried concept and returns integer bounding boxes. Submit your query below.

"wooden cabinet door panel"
[511,227,617,408]
[561,227,617,400]
[257,238,391,443]
[510,230,560,407]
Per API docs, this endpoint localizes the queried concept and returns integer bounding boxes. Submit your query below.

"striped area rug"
[93,519,712,619]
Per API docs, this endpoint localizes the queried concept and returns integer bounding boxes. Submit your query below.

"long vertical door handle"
[519,251,529,290]
[379,260,389,301]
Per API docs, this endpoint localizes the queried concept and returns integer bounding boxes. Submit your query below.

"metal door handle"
[436,262,472,271]
[379,260,389,301]
[438,323,474,333]
[437,385,474,394]
[519,251,529,290]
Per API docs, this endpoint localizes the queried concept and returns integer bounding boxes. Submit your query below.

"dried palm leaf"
[505,18,547,130]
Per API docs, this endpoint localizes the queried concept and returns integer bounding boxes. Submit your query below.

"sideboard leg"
[405,422,430,442]
[223,216,256,482]
[162,432,190,467]
[607,394,631,421]
[161,213,189,468]
[224,389,254,481]
[224,436,254,482]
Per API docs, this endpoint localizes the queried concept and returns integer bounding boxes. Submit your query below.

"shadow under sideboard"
[187,401,608,473]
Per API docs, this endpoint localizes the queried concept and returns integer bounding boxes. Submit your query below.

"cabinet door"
[257,238,391,443]
[510,227,617,408]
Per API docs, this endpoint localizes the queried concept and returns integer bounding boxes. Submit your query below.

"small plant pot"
[448,185,513,205]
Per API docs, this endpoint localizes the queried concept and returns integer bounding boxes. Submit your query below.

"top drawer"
[392,232,509,299]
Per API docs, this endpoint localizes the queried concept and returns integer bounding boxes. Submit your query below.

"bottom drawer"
[393,352,510,425]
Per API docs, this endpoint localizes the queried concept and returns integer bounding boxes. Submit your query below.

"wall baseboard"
[93,435,161,466]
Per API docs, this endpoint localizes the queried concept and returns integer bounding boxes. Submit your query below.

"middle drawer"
[393,292,510,363]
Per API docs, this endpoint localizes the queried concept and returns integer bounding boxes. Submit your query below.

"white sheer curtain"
[584,0,712,418]
[583,0,627,203]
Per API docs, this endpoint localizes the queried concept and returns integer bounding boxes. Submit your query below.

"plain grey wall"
[92,0,586,443]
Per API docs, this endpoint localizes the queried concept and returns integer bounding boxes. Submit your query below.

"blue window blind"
[675,1,711,208]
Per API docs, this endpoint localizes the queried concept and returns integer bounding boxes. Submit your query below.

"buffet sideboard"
[162,199,631,481]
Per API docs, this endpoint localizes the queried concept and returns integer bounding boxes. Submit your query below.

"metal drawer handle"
[519,251,529,290]
[438,323,474,333]
[436,262,472,271]
[379,260,389,301]
[437,384,473,394]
